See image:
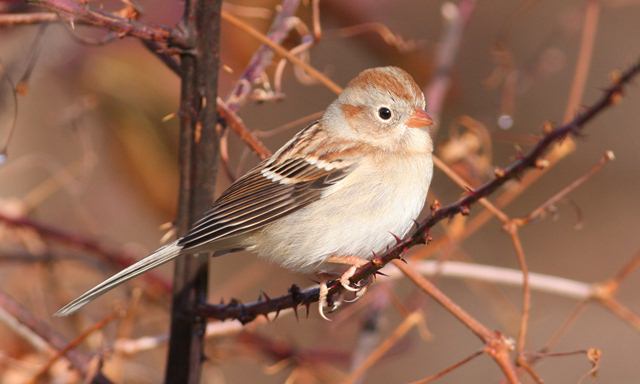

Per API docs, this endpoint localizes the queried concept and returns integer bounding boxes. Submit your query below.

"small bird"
[56,66,434,319]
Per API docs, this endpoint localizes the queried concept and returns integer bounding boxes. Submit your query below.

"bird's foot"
[318,280,339,321]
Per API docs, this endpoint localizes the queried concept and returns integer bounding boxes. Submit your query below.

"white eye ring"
[377,107,392,120]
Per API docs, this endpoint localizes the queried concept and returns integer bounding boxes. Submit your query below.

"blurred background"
[1,0,639,382]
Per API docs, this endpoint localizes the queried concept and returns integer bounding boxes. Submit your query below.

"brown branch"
[164,0,222,382]
[0,289,113,383]
[224,0,302,112]
[393,260,518,383]
[197,57,640,323]
[520,150,614,225]
[26,1,187,47]
[410,349,484,384]
[30,311,120,382]
[217,98,271,160]
[424,0,476,130]
[0,212,171,293]
[0,11,58,26]
[344,311,425,384]
[221,10,342,94]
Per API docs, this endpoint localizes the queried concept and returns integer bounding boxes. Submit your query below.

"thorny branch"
[198,57,640,323]
[27,0,187,47]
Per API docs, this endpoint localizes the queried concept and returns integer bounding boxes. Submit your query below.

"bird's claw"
[318,282,332,321]
[343,284,368,303]
[339,265,360,292]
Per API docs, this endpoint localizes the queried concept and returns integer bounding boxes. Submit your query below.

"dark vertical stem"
[164,0,222,383]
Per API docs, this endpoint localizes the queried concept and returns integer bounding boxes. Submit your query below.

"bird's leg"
[315,272,340,321]
[326,255,369,293]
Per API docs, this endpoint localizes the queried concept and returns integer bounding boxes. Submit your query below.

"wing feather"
[178,123,358,250]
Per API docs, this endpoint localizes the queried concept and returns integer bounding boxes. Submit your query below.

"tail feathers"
[55,241,183,317]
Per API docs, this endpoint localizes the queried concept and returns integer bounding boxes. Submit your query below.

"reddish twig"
[0,289,113,383]
[28,0,187,47]
[425,0,476,130]
[217,98,271,160]
[224,0,301,112]
[221,10,342,94]
[393,260,518,383]
[0,212,171,293]
[197,57,640,323]
[409,349,484,384]
[30,311,120,382]
[0,11,58,26]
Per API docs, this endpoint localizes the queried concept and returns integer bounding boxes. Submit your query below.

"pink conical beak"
[406,109,434,128]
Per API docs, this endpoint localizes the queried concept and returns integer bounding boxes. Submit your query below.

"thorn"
[535,158,550,169]
[464,185,475,194]
[274,308,281,321]
[305,302,310,318]
[460,205,471,216]
[293,304,299,322]
[542,121,554,134]
[261,290,271,303]
[494,167,505,178]
[375,270,389,277]
[389,232,403,245]
[611,90,624,105]
[411,219,421,231]
[514,144,524,160]
[426,234,433,244]
[430,199,441,214]
[261,312,270,322]
[398,255,408,264]
[371,256,384,268]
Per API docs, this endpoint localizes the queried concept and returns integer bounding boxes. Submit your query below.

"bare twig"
[409,349,484,384]
[0,12,58,26]
[30,311,120,382]
[217,98,271,160]
[392,260,518,383]
[344,311,425,384]
[224,0,301,111]
[0,289,113,383]
[425,0,476,129]
[0,212,171,293]
[221,10,342,94]
[28,0,186,47]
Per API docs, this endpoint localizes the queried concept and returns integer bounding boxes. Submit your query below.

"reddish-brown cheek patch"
[341,104,365,118]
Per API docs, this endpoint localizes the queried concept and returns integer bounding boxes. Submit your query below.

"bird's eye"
[378,107,392,120]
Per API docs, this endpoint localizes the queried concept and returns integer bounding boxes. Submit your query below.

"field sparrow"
[56,66,434,319]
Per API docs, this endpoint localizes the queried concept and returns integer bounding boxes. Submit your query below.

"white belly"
[251,154,433,272]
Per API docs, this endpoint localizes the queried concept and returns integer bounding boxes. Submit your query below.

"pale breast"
[251,153,433,273]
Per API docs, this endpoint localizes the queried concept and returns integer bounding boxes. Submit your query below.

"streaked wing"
[178,123,355,250]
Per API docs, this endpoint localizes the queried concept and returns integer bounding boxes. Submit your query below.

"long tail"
[55,241,183,317]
